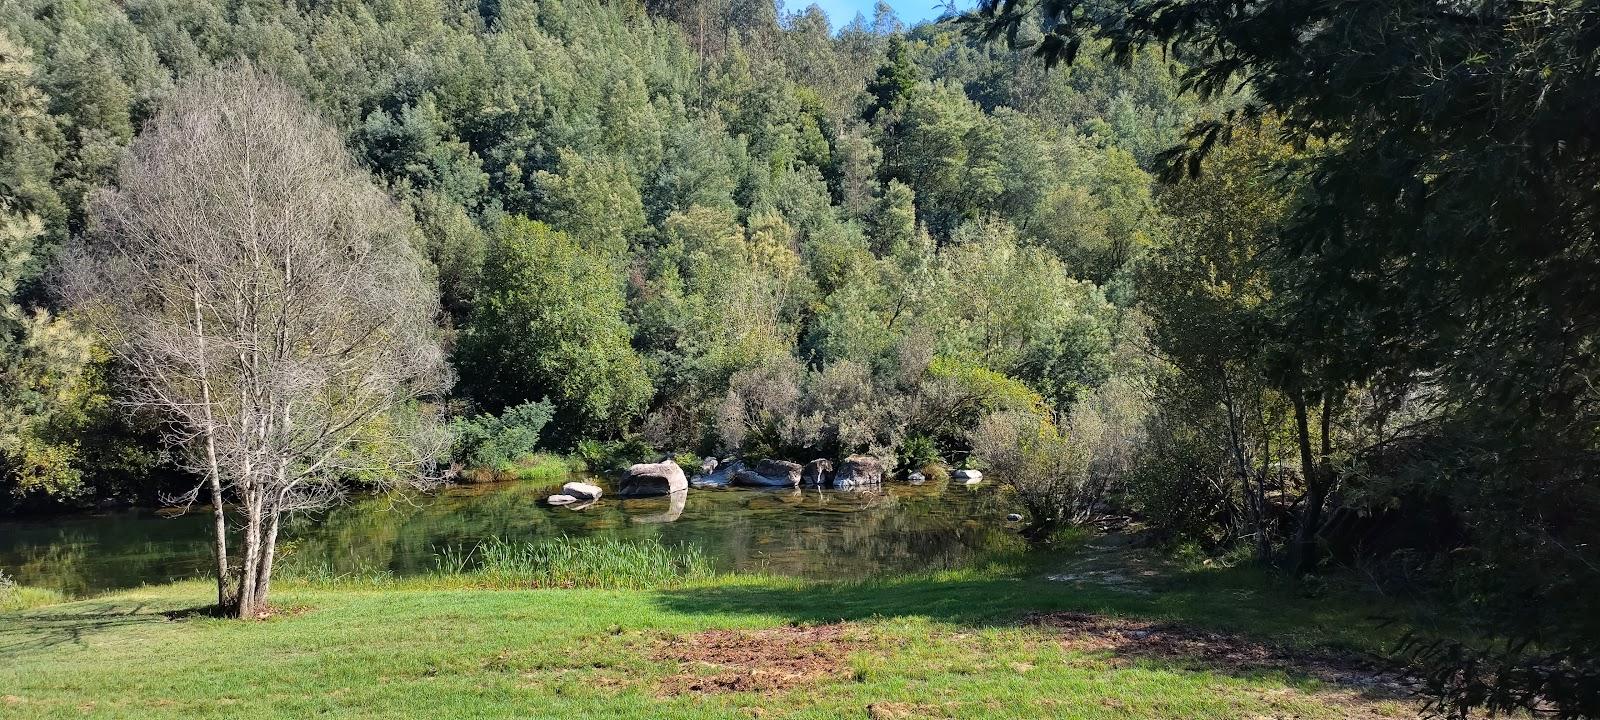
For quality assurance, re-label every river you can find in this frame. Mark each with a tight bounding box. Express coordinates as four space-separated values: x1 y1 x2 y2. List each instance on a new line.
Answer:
0 475 1024 597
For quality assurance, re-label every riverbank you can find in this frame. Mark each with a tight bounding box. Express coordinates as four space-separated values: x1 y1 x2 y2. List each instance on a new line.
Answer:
0 541 1433 719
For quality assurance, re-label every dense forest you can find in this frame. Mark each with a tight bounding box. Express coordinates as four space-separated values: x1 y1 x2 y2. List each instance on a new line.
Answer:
1 0 1596 714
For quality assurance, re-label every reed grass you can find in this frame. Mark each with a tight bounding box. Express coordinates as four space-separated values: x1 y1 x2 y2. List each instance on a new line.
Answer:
433 535 715 589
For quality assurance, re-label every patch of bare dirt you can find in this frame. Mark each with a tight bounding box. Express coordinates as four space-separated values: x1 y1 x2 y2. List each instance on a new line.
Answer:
654 623 863 695
1024 611 1411 697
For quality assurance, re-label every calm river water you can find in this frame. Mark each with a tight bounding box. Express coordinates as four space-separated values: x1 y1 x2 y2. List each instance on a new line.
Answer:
0 475 1024 597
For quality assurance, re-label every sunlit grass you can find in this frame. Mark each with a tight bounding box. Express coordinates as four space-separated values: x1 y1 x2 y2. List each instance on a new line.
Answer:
0 583 65 612
432 536 717 589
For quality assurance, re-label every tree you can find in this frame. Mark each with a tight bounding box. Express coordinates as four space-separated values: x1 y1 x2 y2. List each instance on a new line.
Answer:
969 0 1600 710
0 211 93 499
67 66 449 618
455 217 652 441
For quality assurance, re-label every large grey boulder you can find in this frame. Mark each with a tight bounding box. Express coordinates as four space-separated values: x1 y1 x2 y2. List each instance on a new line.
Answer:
561 481 602 501
833 455 884 487
734 459 802 487
691 460 741 489
800 459 834 486
619 459 689 497
906 471 926 485
954 468 983 483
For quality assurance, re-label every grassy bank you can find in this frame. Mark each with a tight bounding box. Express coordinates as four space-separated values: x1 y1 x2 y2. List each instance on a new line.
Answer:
0 541 1436 719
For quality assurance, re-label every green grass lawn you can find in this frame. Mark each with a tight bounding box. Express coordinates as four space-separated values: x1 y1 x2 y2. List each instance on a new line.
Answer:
0 548 1432 719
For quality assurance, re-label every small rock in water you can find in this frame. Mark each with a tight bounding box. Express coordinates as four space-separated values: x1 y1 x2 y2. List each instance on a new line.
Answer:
906 471 926 484
953 469 983 482
546 494 577 505
1006 513 1023 522
561 481 603 500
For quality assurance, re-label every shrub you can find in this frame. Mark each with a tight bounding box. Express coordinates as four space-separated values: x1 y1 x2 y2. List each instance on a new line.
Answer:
716 356 906 464
451 399 556 472
900 434 941 469
573 437 658 474
969 410 1089 539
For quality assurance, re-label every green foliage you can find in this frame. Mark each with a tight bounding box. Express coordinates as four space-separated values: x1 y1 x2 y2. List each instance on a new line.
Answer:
572 437 658 475
498 454 571 484
456 219 652 442
451 399 556 472
899 434 940 470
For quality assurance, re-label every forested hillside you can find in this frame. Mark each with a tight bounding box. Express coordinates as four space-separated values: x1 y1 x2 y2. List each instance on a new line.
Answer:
3 0 1597 713
0 0 1188 502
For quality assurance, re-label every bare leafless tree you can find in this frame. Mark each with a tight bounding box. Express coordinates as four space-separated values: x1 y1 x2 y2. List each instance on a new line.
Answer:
64 64 449 618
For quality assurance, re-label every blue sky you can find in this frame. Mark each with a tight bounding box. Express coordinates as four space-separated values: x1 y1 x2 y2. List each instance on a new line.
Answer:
791 0 970 32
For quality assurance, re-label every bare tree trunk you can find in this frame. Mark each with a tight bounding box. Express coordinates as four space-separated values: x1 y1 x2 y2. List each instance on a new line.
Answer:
1290 389 1322 574
254 492 283 610
1219 371 1256 547
237 488 264 618
192 287 231 611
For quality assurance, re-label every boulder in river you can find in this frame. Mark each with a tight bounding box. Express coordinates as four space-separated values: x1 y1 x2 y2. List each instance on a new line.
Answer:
691 460 741 489
833 455 883 488
953 469 983 483
906 471 926 485
561 481 602 500
734 459 802 487
546 494 577 506
801 459 834 486
619 459 689 497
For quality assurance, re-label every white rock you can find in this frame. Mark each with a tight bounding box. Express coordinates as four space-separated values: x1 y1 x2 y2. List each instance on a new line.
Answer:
546 494 577 505
953 469 983 481
561 481 603 500
1006 513 1023 522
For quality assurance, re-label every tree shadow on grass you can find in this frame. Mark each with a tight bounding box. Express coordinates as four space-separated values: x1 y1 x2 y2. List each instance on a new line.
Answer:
650 570 1416 706
0 601 216 656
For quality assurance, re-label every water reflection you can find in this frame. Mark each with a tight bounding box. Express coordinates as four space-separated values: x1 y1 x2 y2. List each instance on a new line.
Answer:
626 490 686 524
0 475 1023 597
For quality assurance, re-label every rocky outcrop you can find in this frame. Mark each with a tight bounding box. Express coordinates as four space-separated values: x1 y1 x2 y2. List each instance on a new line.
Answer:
691 459 741 489
832 455 883 488
800 459 834 486
734 459 802 487
561 481 602 501
619 459 689 497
